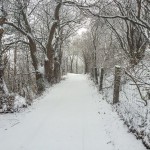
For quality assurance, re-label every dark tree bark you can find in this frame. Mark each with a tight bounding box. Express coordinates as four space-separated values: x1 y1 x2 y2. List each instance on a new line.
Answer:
0 17 7 95
44 1 62 83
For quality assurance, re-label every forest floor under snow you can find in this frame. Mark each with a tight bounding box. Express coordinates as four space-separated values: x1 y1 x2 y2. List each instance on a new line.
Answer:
0 74 147 150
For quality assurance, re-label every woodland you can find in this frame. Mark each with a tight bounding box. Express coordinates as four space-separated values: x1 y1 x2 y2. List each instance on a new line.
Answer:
0 0 150 147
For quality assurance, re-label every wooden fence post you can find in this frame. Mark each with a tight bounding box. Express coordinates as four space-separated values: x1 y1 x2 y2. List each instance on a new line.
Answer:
99 68 104 91
113 65 121 104
91 68 94 80
94 67 98 84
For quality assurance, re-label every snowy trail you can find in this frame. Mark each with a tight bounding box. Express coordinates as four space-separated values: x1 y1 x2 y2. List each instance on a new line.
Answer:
0 74 146 150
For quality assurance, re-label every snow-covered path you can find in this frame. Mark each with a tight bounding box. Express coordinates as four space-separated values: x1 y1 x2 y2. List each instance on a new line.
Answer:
0 74 146 150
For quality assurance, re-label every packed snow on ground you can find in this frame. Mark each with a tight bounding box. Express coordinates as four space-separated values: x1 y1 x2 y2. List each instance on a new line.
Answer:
0 74 146 150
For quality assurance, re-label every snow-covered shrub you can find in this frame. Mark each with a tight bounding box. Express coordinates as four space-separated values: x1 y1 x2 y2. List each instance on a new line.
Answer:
13 95 27 111
0 94 27 113
0 94 15 113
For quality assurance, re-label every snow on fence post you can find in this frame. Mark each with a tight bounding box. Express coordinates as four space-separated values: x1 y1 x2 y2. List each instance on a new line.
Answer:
99 68 104 91
113 65 121 104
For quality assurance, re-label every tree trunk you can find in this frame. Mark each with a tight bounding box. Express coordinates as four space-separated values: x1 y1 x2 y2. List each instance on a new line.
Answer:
44 1 62 83
70 59 74 73
13 45 17 93
76 57 78 74
44 49 53 83
29 38 44 94
0 19 7 96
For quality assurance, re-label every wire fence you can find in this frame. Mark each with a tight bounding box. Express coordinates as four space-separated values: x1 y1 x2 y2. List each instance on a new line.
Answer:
95 63 150 148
